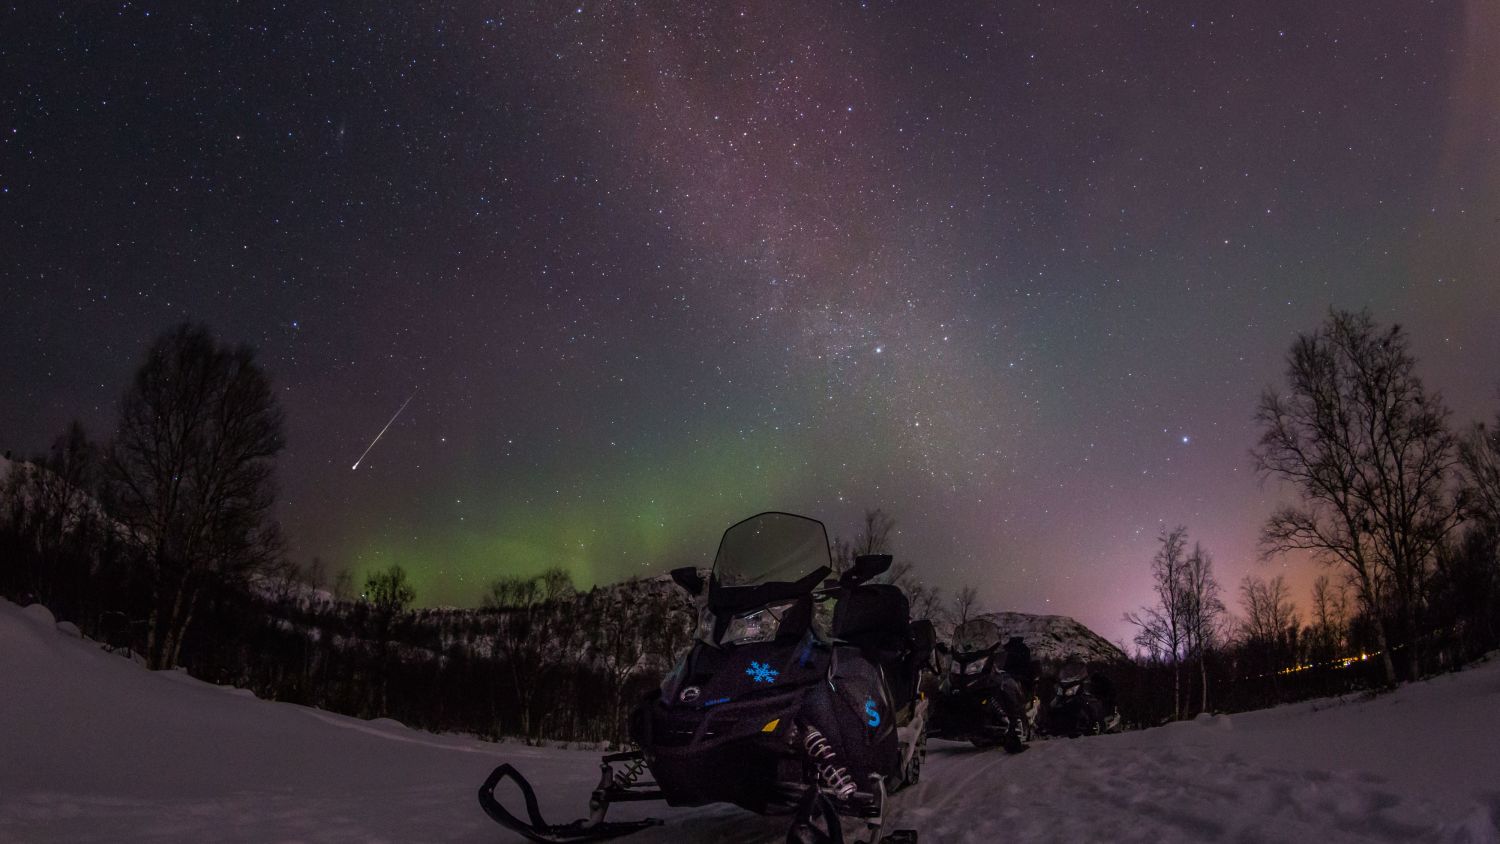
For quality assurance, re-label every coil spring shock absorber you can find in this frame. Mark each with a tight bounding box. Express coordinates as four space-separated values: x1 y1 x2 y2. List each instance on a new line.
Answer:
803 727 857 799
612 755 648 789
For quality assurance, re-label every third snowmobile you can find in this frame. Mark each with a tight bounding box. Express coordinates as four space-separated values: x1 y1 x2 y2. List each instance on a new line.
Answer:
1042 659 1121 737
478 511 935 843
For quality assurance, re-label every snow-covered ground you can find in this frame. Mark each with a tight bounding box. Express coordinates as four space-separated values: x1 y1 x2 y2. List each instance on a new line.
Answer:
2 598 1498 843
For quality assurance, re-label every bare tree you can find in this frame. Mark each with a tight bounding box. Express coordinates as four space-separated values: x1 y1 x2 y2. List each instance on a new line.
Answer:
364 564 415 614
1240 574 1299 647
887 560 945 624
845 511 945 626
28 422 99 546
831 508 897 573
950 585 980 632
263 556 304 604
856 508 896 555
1125 526 1190 719
105 324 286 669
1253 310 1463 684
830 536 854 574
1309 574 1349 656
1459 411 1500 528
590 578 658 744
359 563 414 715
1180 542 1226 714
483 567 576 737
9 422 102 606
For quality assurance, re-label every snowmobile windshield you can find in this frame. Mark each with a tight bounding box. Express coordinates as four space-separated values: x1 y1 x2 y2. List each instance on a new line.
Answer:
952 618 1003 655
1058 662 1088 684
708 512 832 612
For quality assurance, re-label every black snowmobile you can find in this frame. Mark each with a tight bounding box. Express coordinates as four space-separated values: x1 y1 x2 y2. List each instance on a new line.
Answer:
478 512 935 843
927 619 1035 752
1042 659 1121 738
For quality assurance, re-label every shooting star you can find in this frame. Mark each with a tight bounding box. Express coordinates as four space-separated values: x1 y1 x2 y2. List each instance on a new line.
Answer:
352 392 415 470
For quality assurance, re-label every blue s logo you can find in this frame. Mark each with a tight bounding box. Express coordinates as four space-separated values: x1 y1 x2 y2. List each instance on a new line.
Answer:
864 698 880 728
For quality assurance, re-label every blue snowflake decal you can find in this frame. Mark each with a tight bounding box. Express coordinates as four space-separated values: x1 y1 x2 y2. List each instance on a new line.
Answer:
745 661 779 684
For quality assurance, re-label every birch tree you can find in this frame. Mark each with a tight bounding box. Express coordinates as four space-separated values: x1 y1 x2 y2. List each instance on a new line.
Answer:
1253 310 1462 683
1125 526 1190 719
105 324 285 669
1180 542 1226 714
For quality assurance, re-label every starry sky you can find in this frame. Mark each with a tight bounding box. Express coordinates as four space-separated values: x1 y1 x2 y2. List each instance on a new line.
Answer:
3 2 1497 645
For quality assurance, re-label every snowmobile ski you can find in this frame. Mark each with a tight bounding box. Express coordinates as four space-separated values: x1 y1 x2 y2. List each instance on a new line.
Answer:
477 757 663 843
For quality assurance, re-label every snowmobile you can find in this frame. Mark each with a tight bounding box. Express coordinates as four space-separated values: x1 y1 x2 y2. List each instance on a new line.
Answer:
927 618 1035 752
478 512 935 844
1042 660 1121 738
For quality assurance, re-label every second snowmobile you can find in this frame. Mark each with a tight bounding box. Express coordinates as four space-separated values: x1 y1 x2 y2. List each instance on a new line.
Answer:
927 618 1035 752
478 511 935 843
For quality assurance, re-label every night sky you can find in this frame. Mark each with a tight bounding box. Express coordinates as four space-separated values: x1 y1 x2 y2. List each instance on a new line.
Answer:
3 2 1497 644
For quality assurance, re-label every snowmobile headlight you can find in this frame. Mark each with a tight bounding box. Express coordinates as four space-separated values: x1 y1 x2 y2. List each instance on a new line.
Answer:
721 601 795 647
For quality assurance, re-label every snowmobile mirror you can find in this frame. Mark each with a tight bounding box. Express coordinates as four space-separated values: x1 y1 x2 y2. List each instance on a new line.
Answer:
844 553 892 585
670 566 705 596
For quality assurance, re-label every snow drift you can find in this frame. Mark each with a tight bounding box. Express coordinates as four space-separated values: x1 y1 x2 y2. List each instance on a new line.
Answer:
2 598 1498 842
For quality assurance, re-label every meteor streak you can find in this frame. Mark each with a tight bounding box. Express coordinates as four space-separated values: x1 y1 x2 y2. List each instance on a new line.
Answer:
352 392 415 470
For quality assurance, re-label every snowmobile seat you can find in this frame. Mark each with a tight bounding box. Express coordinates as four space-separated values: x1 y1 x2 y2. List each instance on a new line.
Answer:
834 585 923 709
1090 671 1116 705
909 618 935 662
897 618 936 711
1002 637 1032 676
832 584 911 655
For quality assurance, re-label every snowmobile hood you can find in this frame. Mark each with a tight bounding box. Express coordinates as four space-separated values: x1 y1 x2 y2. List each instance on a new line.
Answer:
665 634 829 710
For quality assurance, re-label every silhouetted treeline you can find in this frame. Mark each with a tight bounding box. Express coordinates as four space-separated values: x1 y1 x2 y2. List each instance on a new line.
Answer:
180 573 695 743
0 475 696 743
0 322 697 745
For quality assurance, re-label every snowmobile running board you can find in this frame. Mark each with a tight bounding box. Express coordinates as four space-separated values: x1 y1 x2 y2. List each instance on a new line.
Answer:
478 757 664 843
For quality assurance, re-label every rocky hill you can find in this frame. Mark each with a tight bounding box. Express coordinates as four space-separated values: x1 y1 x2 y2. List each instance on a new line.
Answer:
970 610 1127 664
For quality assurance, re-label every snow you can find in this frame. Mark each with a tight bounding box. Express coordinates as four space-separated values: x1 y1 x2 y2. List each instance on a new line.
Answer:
2 598 1498 843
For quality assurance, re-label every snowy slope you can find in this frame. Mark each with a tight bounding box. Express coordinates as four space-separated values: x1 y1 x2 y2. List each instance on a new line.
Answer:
3 598 1498 843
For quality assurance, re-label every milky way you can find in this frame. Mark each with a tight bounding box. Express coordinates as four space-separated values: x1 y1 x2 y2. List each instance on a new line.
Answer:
2 2 1497 642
